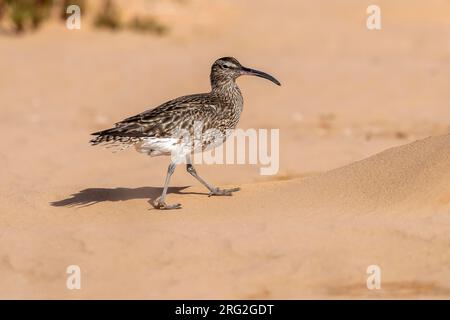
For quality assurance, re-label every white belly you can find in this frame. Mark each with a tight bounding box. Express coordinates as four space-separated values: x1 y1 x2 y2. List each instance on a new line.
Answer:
134 133 229 161
134 137 182 156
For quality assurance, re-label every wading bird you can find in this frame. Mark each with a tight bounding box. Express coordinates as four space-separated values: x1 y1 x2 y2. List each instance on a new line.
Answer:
90 57 280 209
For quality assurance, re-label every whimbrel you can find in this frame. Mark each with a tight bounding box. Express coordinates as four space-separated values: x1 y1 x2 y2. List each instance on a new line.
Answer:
90 57 281 209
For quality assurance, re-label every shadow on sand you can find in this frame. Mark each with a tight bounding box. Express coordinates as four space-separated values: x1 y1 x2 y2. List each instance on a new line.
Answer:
50 186 205 209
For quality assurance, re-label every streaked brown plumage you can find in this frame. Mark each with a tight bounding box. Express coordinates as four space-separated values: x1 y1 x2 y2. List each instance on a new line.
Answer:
90 57 280 209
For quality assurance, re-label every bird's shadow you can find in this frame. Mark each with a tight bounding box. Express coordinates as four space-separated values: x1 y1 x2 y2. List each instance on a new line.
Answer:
50 186 206 209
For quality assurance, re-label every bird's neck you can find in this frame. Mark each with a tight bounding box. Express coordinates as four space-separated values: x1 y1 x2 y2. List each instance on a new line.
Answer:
211 79 244 128
211 79 242 104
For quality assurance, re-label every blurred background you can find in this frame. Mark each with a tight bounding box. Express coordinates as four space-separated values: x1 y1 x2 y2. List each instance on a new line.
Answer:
1 0 450 197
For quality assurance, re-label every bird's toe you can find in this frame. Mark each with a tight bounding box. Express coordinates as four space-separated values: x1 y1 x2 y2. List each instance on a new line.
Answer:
153 199 182 210
209 187 240 197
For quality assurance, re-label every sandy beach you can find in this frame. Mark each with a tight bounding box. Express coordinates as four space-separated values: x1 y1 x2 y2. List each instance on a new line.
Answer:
0 0 449 299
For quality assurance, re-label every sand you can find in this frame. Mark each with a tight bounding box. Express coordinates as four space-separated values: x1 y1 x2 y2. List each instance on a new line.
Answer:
2 134 449 299
0 0 449 299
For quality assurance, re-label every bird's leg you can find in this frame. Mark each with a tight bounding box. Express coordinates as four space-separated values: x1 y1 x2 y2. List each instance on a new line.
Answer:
186 163 240 196
154 162 181 210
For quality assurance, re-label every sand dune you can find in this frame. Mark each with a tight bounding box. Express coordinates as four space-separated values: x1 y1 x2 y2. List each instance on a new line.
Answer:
1 134 449 299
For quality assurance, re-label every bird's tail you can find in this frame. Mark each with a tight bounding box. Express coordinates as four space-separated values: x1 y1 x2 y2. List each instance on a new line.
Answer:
90 129 141 152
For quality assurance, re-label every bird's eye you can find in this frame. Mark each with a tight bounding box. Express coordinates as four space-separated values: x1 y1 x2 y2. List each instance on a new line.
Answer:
222 64 230 69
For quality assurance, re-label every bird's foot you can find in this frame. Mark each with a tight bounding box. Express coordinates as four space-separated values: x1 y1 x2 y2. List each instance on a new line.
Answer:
153 198 182 210
208 187 240 197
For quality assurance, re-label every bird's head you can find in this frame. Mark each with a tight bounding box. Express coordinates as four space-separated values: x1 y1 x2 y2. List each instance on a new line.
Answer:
210 57 281 89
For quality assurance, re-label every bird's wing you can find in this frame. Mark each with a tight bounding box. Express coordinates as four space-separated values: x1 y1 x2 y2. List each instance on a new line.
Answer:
91 93 220 144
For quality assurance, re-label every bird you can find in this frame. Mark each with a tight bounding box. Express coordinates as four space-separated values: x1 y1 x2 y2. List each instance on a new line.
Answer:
90 57 281 210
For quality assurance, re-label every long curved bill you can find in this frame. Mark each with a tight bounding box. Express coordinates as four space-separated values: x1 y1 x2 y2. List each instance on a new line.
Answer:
241 66 281 86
